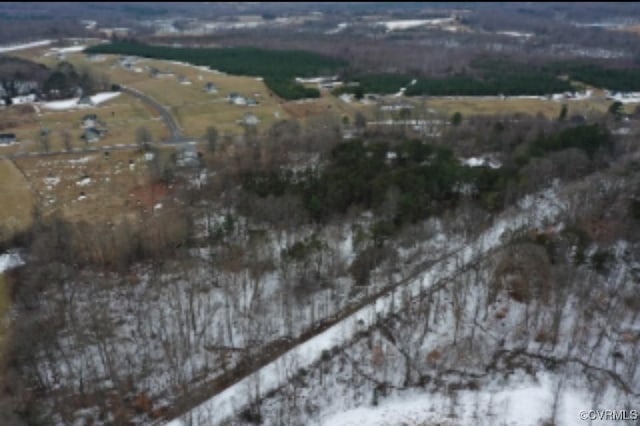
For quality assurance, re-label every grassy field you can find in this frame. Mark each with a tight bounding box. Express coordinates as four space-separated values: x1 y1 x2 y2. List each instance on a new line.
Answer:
363 96 615 120
0 92 167 155
118 57 293 136
14 147 177 224
0 159 35 241
21 51 296 137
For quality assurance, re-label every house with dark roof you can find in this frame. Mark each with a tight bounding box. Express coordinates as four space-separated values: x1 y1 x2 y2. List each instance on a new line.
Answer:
82 128 102 143
0 133 16 145
204 82 218 94
82 114 98 128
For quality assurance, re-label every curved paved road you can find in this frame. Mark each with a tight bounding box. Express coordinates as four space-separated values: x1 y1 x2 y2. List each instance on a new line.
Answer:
121 85 190 144
0 86 194 161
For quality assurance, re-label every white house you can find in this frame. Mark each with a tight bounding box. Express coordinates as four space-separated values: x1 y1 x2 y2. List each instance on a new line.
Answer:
243 112 260 126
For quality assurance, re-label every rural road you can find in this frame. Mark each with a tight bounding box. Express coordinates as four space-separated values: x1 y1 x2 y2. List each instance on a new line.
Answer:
120 86 191 144
0 86 195 161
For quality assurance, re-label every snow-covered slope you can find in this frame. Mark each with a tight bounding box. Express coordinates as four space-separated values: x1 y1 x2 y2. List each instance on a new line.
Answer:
167 186 567 425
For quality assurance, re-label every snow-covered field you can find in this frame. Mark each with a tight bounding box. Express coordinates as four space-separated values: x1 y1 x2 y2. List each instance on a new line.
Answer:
47 45 87 54
41 92 121 110
377 18 455 32
0 39 51 53
497 30 534 39
168 185 570 425
607 92 640 104
321 372 594 426
325 22 349 35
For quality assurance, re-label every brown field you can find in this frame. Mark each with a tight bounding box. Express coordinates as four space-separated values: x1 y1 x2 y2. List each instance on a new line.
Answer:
0 159 35 240
13 147 177 225
376 96 619 120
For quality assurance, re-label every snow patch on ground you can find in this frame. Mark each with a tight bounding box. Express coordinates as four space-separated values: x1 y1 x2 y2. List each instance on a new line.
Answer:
90 92 120 104
378 18 455 32
320 371 592 426
607 91 640 104
0 251 24 273
41 92 121 110
67 156 95 165
497 30 534 38
44 177 61 186
50 45 87 53
0 39 51 53
326 22 349 34
76 177 91 186
461 155 502 169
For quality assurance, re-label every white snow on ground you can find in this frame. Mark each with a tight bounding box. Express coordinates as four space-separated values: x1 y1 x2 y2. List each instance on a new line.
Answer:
326 22 349 34
67 156 94 165
50 45 87 53
378 18 455 32
90 91 120 104
169 187 567 426
497 30 534 38
0 39 51 53
295 76 339 84
41 99 79 110
76 177 91 186
319 371 594 426
607 92 640 104
461 155 502 169
339 94 353 103
43 177 61 186
41 92 121 110
0 251 24 274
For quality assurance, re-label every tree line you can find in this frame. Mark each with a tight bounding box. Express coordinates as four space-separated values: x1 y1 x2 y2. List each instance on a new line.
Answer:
242 122 613 243
85 41 346 100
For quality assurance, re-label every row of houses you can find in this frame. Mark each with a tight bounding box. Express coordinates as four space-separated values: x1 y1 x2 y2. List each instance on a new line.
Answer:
0 114 107 147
